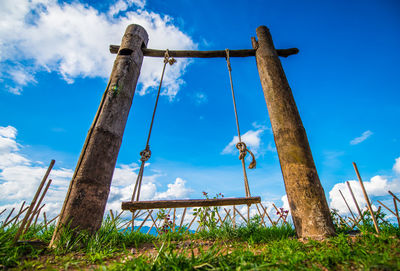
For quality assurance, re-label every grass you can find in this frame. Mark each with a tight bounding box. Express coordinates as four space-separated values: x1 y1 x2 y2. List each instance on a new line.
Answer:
1 215 400 270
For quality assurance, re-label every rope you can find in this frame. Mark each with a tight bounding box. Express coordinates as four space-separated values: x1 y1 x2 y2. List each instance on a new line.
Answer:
225 49 256 197
131 50 176 202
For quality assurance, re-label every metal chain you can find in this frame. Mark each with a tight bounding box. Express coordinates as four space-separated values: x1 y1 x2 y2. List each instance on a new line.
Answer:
131 50 176 202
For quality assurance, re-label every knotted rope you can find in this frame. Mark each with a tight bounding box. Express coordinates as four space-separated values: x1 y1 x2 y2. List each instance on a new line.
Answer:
225 49 256 197
131 50 176 202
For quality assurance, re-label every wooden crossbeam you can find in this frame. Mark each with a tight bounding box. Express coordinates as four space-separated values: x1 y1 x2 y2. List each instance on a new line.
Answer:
109 45 299 58
122 196 261 211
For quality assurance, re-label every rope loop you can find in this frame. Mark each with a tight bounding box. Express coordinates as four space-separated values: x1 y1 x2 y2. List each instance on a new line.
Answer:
235 142 257 169
164 49 176 65
140 146 152 162
225 49 232 71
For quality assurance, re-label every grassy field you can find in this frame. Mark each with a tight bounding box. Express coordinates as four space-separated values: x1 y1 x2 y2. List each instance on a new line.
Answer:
1 214 399 270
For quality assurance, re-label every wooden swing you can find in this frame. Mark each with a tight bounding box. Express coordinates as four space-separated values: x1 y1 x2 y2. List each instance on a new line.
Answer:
121 49 261 212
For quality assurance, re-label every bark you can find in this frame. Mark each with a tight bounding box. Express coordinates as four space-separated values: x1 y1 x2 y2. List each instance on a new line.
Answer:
50 25 148 244
109 46 299 58
253 25 335 239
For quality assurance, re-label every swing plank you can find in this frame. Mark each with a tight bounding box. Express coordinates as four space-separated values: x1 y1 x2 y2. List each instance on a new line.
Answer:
122 196 261 211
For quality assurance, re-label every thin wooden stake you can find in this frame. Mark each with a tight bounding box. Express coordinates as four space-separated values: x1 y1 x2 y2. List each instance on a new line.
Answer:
353 162 380 233
255 204 267 227
233 205 236 228
273 203 288 224
3 208 15 225
185 212 199 233
389 191 400 202
223 208 232 224
137 210 152 232
43 212 47 230
215 208 223 225
172 208 176 232
6 207 29 227
393 198 400 227
346 181 364 221
233 206 247 224
0 209 6 216
45 215 59 227
25 179 52 232
14 160 55 243
259 204 274 225
33 204 45 227
339 190 357 223
179 208 187 230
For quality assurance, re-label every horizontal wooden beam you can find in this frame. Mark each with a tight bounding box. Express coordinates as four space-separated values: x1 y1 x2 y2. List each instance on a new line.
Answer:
121 196 261 210
109 45 299 58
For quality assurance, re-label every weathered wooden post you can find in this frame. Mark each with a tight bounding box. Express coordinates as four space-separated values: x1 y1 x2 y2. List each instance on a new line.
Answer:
252 26 335 239
50 24 148 245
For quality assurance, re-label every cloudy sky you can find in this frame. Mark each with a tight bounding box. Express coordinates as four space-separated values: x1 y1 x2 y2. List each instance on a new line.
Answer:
0 0 399 223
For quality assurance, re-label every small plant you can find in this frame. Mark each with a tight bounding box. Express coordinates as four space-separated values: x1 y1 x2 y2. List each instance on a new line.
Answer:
157 209 174 234
193 192 223 231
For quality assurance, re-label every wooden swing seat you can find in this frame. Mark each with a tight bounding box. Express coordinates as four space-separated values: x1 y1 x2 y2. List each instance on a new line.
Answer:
122 196 261 211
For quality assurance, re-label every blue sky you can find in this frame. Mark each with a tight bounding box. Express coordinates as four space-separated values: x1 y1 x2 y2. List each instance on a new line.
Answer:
0 0 399 223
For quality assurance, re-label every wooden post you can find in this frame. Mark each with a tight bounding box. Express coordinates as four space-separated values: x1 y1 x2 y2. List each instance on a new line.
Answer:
50 24 148 245
252 26 335 239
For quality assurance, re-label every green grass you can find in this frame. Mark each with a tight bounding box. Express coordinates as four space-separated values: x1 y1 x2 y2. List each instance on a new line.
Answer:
1 215 400 270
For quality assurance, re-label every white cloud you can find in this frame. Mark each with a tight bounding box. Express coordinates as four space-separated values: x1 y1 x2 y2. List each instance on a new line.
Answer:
154 178 193 200
350 130 373 145
393 157 400 175
0 0 196 99
329 174 400 215
0 125 195 220
222 126 266 156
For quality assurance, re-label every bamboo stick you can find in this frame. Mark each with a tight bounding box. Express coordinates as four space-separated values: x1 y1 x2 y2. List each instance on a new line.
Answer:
43 212 47 230
45 215 59 226
25 179 52 232
273 203 288 224
259 204 274 225
215 208 223 225
255 204 267 227
148 213 160 235
172 208 176 232
137 210 152 232
14 160 55 243
185 212 198 233
233 206 236 228
223 209 232 224
393 198 400 227
353 162 380 233
33 204 45 227
0 209 6 216
377 200 397 217
389 191 400 202
3 208 15 225
179 208 187 230
234 206 248 224
6 207 29 227
346 181 364 221
339 190 357 223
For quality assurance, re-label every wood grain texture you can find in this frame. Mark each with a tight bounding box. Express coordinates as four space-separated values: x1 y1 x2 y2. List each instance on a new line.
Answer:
109 45 298 58
253 25 335 239
122 197 261 210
